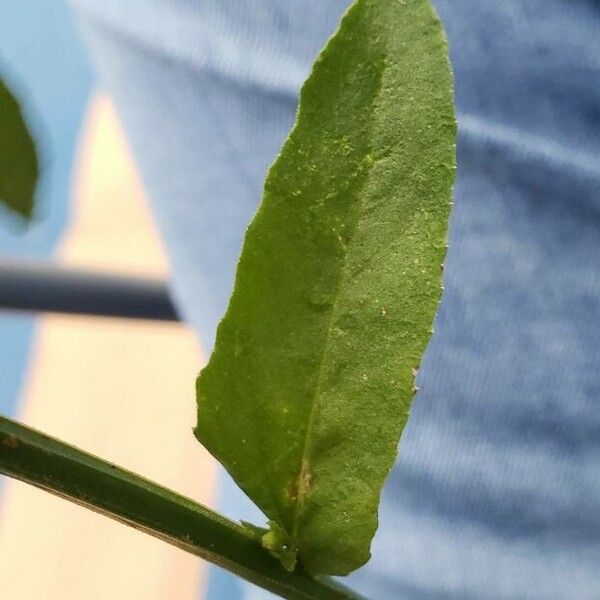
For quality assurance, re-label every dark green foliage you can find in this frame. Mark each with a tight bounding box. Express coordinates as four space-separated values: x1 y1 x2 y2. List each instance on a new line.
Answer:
0 74 38 219
196 0 456 576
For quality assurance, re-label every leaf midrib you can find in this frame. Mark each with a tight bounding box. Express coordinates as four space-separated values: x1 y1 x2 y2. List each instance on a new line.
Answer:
290 48 388 543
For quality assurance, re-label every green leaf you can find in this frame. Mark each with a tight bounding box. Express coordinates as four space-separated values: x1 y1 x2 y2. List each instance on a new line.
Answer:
196 0 455 576
0 74 39 219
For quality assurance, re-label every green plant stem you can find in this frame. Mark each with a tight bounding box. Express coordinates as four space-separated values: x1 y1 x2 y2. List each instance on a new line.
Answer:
0 415 363 600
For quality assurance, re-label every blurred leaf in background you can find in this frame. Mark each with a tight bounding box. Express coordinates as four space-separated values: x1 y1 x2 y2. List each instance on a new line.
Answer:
0 75 38 219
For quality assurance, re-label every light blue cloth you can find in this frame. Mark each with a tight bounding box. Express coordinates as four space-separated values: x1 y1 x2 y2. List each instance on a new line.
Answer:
70 2 600 598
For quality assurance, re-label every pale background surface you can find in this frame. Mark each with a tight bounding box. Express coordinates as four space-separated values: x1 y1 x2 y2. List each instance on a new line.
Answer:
0 0 92 416
0 94 216 599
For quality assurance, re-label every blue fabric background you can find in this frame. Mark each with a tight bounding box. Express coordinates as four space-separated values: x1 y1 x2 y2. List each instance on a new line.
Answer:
70 2 600 598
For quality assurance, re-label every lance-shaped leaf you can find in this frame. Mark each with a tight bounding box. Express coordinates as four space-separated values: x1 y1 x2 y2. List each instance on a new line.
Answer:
0 74 39 219
196 0 455 576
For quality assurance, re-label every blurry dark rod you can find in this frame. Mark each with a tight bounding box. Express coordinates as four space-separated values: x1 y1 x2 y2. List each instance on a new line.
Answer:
0 259 179 321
